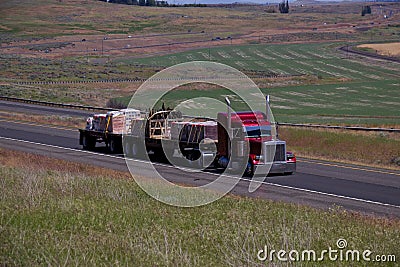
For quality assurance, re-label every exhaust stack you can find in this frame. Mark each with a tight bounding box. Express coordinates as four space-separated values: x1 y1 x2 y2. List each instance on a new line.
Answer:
225 97 232 168
266 94 270 122
266 94 277 140
225 97 231 131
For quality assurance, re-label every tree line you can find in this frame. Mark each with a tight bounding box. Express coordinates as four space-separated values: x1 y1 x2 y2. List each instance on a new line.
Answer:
99 0 207 7
278 0 289 14
361 5 372 16
100 0 291 10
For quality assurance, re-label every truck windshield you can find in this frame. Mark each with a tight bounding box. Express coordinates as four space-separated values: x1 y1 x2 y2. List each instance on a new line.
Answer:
245 125 271 138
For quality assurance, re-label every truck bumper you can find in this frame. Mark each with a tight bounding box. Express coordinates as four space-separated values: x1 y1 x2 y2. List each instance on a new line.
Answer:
253 161 296 175
284 162 296 174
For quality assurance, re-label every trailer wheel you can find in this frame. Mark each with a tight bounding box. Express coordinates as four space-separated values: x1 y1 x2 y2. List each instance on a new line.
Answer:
109 139 118 154
131 143 138 157
82 134 95 150
124 141 132 157
131 142 145 158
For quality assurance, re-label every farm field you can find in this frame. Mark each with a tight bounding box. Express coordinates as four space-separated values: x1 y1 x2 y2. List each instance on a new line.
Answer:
358 42 400 57
125 42 400 80
1 1 399 128
2 1 398 45
269 80 400 126
114 79 400 127
2 44 400 127
114 42 400 127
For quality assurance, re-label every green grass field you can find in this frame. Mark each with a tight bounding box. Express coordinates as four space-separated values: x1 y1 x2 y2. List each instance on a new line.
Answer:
3 41 398 126
123 43 400 80
113 78 400 126
1 1 399 128
1 150 399 266
269 80 400 126
112 42 400 126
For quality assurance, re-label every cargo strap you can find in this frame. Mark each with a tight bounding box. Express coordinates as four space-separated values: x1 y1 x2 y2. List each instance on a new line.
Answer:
104 116 111 136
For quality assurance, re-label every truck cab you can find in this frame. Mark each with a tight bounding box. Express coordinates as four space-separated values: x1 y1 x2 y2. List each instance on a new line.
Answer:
216 111 296 176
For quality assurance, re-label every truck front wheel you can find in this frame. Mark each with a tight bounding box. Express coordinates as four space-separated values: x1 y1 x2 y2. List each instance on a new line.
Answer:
245 161 254 177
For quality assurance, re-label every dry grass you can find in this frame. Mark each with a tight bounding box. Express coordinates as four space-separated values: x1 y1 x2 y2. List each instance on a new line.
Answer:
0 148 399 266
0 111 85 129
0 148 130 180
0 81 140 106
280 127 400 170
358 42 400 57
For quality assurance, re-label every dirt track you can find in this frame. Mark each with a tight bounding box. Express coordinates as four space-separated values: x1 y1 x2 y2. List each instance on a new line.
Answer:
340 45 400 64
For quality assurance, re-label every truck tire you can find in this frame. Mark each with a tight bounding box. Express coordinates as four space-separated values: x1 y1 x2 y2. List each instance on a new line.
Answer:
109 138 119 154
131 142 146 159
131 143 138 157
82 134 95 150
245 161 254 177
124 141 132 157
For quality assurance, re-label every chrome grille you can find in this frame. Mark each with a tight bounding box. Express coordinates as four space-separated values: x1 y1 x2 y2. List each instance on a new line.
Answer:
274 143 286 162
262 141 286 163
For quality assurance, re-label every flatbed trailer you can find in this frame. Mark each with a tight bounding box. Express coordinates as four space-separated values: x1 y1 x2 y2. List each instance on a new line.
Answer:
79 129 123 153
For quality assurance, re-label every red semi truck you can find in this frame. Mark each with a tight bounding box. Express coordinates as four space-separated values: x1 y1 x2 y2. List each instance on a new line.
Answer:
79 97 296 176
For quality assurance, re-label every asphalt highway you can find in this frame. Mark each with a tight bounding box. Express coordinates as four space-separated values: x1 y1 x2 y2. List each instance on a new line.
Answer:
0 100 94 117
1 119 400 217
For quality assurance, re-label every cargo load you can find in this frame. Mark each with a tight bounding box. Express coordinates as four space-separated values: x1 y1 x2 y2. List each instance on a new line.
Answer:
121 108 141 133
203 121 218 140
170 121 190 140
119 108 141 120
86 117 93 130
106 111 125 134
98 109 141 134
130 118 146 137
92 114 107 132
179 121 218 143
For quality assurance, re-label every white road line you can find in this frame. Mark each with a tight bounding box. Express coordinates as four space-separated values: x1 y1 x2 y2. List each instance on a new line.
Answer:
299 159 400 176
240 177 400 209
1 136 399 210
